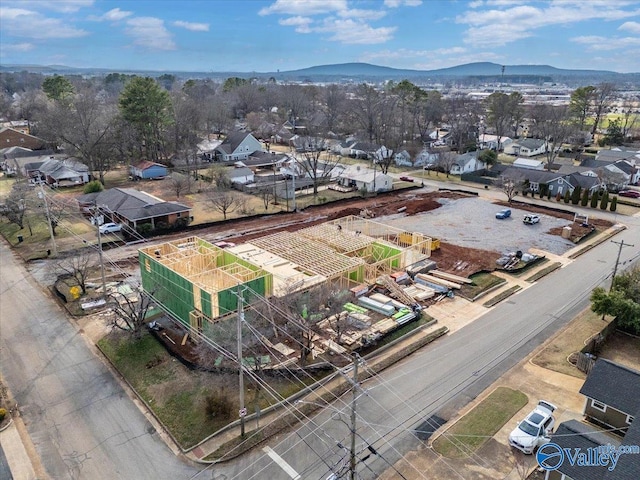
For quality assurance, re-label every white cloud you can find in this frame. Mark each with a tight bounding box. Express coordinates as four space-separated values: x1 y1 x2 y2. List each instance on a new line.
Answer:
619 21 640 34
457 1 640 47
3 43 35 52
384 0 422 7
259 0 347 16
338 8 387 20
571 35 640 50
316 18 396 44
17 0 93 13
88 8 133 22
173 20 209 32
279 16 313 33
0 7 88 39
125 17 176 51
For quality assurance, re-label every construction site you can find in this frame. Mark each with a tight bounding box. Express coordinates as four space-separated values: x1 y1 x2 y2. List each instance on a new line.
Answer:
137 215 468 369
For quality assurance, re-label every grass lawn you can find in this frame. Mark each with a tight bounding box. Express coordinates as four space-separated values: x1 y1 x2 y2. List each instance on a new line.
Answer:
98 330 324 449
459 272 505 300
531 308 611 378
433 387 528 458
0 175 16 197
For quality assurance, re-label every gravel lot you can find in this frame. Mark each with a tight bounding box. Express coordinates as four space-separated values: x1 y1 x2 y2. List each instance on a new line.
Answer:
382 196 576 256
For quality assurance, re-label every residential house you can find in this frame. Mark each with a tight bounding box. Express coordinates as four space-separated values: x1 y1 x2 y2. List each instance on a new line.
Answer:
337 164 392 192
504 138 547 157
347 141 382 159
37 157 90 186
0 127 46 150
78 188 191 231
0 120 30 135
477 133 513 152
579 359 640 434
595 148 640 165
544 359 640 480
581 158 635 190
130 161 168 180
513 158 546 170
215 132 262 162
237 151 288 170
227 166 255 185
450 152 487 175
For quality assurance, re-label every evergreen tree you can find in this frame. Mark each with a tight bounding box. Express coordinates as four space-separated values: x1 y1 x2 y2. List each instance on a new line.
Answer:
581 188 589 206
610 196 617 212
600 191 609 210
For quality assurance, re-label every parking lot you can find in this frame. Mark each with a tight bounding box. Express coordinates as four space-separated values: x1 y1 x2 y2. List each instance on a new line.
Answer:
384 196 576 256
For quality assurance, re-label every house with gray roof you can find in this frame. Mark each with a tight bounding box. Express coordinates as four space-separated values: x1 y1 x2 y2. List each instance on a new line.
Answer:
450 151 487 175
215 132 262 162
37 157 89 186
78 188 191 231
580 359 640 434
504 138 548 157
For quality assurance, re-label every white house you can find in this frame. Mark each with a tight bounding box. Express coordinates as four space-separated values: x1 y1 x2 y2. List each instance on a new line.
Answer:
513 157 545 170
337 164 392 192
477 134 513 151
228 166 255 185
504 138 547 157
450 152 487 175
215 132 262 162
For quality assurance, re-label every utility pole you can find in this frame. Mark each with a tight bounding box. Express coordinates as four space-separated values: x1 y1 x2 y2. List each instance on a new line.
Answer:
610 239 634 291
38 183 57 256
349 355 359 480
95 205 107 300
237 286 246 437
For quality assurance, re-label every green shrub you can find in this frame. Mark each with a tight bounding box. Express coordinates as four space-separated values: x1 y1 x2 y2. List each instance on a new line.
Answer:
563 190 570 203
571 186 581 204
610 196 617 212
83 180 104 194
590 192 599 208
547 190 551 200
581 188 589 206
137 223 153 236
0 407 6 422
600 191 609 210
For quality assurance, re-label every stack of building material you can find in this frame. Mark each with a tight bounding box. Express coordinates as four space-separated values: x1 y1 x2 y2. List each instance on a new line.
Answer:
358 296 396 316
416 273 461 290
390 271 409 283
369 292 407 310
430 270 473 284
403 283 435 301
414 275 449 293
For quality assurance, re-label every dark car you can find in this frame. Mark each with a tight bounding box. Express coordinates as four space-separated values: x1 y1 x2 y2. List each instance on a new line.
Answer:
399 176 414 182
496 208 511 219
618 190 640 198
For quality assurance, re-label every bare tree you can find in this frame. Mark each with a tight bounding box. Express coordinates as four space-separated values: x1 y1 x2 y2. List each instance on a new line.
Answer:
38 85 117 184
445 94 480 153
295 137 341 196
108 286 154 339
498 173 523 203
2 182 31 230
207 187 241 220
350 83 383 141
208 165 232 189
51 249 95 294
436 151 458 178
324 84 346 133
529 104 576 171
258 186 274 211
590 83 617 136
168 172 190 199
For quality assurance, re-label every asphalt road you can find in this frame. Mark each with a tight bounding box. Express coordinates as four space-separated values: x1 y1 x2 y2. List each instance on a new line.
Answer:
0 241 198 480
191 206 640 480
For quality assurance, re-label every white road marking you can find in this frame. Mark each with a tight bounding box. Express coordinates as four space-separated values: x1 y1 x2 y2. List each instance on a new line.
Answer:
262 446 301 479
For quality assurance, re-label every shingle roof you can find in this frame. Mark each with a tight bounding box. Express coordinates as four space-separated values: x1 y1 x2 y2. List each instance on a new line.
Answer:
551 420 621 480
38 158 88 180
501 166 563 183
515 138 546 150
241 151 287 167
580 359 640 415
218 131 252 154
567 173 601 190
604 412 640 480
78 188 190 222
133 160 166 170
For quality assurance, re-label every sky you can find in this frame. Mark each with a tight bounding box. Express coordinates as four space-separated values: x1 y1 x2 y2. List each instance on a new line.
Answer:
1 0 640 73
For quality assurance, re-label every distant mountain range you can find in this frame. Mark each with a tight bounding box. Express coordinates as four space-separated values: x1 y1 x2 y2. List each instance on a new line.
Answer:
1 61 637 83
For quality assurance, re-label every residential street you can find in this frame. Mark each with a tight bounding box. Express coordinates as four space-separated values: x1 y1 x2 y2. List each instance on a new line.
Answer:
0 240 198 480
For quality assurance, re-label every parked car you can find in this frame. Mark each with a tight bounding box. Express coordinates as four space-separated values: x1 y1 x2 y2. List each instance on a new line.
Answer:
618 190 640 198
495 208 511 219
508 400 557 454
523 214 540 225
99 222 122 234
399 176 414 182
